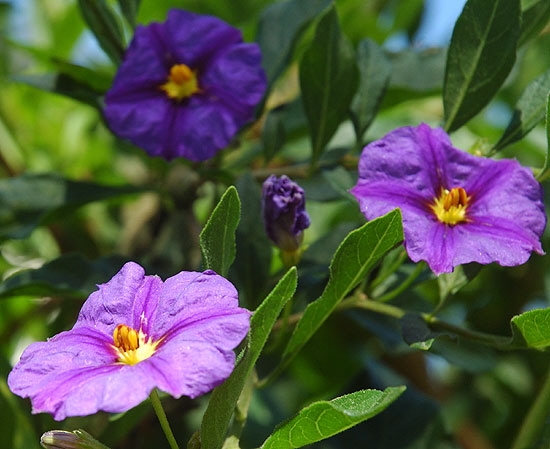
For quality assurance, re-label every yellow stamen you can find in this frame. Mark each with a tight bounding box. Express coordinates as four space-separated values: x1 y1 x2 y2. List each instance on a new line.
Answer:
112 324 160 366
431 187 470 226
160 64 200 101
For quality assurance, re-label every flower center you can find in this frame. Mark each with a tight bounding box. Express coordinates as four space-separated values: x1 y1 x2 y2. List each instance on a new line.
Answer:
431 187 470 225
160 64 200 101
112 324 159 365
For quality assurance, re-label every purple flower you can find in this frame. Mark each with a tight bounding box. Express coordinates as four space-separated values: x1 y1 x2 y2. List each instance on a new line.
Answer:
104 9 267 162
350 124 546 275
262 175 311 252
8 262 250 421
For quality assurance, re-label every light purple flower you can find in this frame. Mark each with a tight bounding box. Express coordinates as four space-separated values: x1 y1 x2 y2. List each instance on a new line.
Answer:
350 124 546 275
104 9 267 162
8 262 250 421
262 175 311 252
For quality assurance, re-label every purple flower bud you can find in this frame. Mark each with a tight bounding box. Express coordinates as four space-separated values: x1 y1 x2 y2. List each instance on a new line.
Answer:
262 175 311 252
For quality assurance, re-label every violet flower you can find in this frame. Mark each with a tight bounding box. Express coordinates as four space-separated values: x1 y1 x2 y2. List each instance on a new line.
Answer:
104 9 266 161
8 262 250 421
350 124 546 275
262 175 311 252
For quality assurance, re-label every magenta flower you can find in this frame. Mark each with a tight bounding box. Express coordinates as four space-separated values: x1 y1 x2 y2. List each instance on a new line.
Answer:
8 262 250 421
262 175 311 252
350 124 546 275
104 9 266 161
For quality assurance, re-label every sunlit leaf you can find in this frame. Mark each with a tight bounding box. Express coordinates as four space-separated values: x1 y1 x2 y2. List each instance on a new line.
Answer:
259 387 406 449
200 268 298 449
300 6 358 166
200 186 241 277
443 0 521 132
511 308 550 350
494 68 550 151
282 209 403 363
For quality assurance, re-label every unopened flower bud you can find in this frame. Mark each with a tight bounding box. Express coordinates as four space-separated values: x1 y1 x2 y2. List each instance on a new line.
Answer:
262 175 310 264
40 430 110 449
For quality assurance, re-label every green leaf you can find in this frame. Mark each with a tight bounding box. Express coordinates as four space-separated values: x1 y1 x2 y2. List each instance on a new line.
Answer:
300 6 358 166
437 263 481 304
0 173 143 241
350 39 391 141
77 0 125 65
494 68 550 151
519 0 550 46
118 0 142 28
262 106 287 162
200 268 298 449
443 0 521 132
200 186 241 277
0 254 128 300
511 308 550 350
13 72 104 109
259 386 406 449
536 91 550 182
283 209 403 363
256 0 332 89
382 48 446 109
230 173 272 307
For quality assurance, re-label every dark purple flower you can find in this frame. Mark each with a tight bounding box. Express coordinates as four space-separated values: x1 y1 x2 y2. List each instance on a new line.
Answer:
350 124 546 275
8 262 250 421
104 9 267 162
262 175 311 252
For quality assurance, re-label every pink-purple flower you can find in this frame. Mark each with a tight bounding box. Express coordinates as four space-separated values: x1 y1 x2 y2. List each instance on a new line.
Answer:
262 175 311 252
8 262 250 421
350 124 546 275
104 9 267 162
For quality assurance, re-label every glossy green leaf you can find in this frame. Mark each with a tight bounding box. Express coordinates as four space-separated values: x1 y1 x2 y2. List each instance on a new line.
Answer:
536 91 550 181
259 386 406 449
494 68 550 151
350 39 391 141
118 0 142 28
77 0 125 64
300 6 358 166
511 308 550 350
256 0 331 88
200 186 241 277
0 174 143 241
0 254 127 300
283 209 403 362
200 268 298 449
443 0 521 132
519 0 550 46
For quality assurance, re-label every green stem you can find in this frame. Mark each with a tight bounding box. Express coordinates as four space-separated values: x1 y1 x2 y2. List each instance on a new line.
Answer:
369 249 408 291
149 389 181 449
354 297 511 349
511 365 550 449
375 261 426 303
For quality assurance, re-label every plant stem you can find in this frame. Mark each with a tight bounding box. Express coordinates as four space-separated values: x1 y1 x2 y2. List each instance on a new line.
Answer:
149 389 181 449
375 261 426 303
511 364 550 449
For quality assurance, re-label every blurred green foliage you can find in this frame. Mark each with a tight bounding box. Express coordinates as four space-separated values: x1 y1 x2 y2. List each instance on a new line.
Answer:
1 0 550 448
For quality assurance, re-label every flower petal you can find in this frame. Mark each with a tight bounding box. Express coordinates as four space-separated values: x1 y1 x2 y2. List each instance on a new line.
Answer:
74 262 162 336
